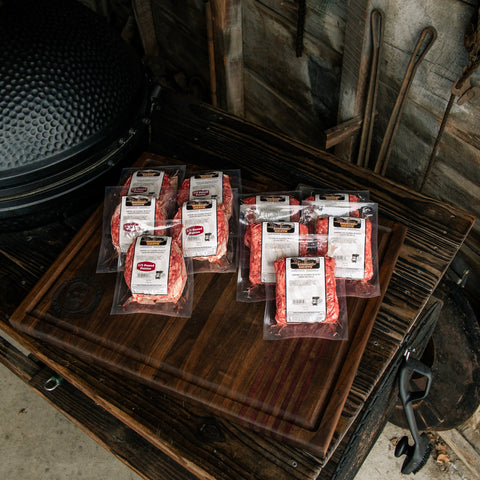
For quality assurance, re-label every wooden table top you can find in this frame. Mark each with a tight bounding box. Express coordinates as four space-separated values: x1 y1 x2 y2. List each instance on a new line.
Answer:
0 91 475 479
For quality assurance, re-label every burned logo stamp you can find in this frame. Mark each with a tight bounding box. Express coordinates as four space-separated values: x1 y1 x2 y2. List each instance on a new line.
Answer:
50 276 102 319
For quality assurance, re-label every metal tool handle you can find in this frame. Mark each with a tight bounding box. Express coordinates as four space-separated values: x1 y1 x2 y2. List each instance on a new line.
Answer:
357 8 384 168
375 26 437 175
395 355 433 474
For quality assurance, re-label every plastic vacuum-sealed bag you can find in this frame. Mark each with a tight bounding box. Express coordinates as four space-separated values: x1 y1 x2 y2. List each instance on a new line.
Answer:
111 228 194 317
177 169 241 220
264 254 348 340
172 194 238 273
237 203 312 302
313 202 380 297
96 187 174 273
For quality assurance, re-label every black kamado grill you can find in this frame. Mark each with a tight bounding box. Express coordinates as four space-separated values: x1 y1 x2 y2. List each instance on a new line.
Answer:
0 0 149 228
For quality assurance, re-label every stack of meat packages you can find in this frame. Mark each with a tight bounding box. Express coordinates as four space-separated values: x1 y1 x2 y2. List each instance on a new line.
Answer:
239 191 378 338
108 167 237 314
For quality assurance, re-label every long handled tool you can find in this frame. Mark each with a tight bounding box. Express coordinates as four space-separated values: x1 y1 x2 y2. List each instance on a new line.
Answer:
420 7 480 191
374 26 437 175
357 9 384 168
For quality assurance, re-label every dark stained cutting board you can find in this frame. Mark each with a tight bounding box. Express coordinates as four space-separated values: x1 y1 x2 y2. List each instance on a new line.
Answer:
9 179 406 457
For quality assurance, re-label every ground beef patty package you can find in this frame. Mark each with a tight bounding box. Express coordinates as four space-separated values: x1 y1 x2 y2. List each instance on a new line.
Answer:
172 190 238 273
96 187 175 273
301 188 370 218
111 228 194 317
264 255 348 340
177 169 241 220
237 203 313 302
118 163 185 218
314 202 380 298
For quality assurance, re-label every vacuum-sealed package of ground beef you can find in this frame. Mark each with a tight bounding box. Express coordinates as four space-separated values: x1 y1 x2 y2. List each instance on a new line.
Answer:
237 203 313 302
118 163 185 217
263 255 348 340
111 229 194 317
314 202 380 297
96 187 174 273
177 169 241 220
300 187 370 219
172 192 238 273
240 191 302 247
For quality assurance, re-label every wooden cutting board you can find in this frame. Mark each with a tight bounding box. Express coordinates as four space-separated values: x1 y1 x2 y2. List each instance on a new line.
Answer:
10 177 406 457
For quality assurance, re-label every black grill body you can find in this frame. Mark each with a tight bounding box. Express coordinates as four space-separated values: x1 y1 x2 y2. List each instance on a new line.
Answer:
0 0 148 227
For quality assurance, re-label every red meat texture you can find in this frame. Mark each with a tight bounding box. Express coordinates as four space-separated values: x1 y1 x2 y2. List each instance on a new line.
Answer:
305 194 360 217
172 205 228 264
111 199 167 253
243 196 300 248
124 240 187 304
120 172 177 200
316 217 373 281
177 174 233 218
248 222 309 285
274 256 339 326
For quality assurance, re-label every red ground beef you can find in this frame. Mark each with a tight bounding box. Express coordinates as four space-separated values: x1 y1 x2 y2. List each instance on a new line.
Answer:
111 198 167 253
123 238 187 304
248 222 309 285
243 195 300 248
177 173 233 219
120 171 178 199
316 216 373 281
172 203 229 264
274 256 339 326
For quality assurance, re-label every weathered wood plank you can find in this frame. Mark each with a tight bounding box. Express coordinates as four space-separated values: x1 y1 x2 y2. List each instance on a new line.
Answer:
149 0 210 98
209 0 244 114
256 0 346 55
321 115 363 149
335 0 371 161
242 0 342 137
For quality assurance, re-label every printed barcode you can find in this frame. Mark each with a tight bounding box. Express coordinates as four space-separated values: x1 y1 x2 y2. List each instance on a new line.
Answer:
292 299 305 305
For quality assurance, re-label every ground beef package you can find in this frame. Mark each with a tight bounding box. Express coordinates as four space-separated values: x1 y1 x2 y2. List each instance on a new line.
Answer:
263 256 348 340
177 169 241 220
314 202 380 298
97 187 175 273
172 196 238 273
119 163 185 217
301 189 370 224
237 202 313 302
240 191 301 248
111 232 194 317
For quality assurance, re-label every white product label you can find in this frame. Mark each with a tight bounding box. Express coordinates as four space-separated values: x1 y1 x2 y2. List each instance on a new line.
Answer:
130 235 171 295
313 193 351 216
327 216 366 279
285 257 327 323
254 195 292 222
260 222 300 283
182 199 218 257
189 171 223 202
128 170 165 196
119 196 156 252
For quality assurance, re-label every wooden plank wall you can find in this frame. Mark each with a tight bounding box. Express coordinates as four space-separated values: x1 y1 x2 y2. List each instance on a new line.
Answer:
242 0 345 145
95 0 480 305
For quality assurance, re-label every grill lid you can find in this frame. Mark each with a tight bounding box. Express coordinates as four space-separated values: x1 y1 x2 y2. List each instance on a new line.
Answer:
0 0 147 220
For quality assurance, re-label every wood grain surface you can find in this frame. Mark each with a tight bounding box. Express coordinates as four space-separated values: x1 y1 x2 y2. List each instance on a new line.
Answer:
1 90 475 479
9 153 405 456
